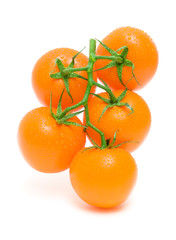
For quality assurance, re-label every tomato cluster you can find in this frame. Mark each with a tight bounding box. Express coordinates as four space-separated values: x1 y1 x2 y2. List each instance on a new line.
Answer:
18 26 158 209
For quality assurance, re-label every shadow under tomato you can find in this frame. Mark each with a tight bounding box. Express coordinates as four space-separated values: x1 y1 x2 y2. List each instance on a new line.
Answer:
23 169 134 213
69 191 133 214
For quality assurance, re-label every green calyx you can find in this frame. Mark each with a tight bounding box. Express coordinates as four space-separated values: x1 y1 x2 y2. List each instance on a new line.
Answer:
106 131 139 149
50 47 88 103
91 88 134 122
84 130 139 151
48 38 138 149
50 90 84 127
95 39 140 88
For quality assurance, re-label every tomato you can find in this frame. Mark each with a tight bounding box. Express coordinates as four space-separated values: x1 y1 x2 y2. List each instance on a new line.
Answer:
32 48 97 109
70 147 137 208
95 26 158 90
18 107 86 173
84 90 151 152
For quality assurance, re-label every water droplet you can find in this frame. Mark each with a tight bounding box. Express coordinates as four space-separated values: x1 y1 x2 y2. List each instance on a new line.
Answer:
45 121 49 126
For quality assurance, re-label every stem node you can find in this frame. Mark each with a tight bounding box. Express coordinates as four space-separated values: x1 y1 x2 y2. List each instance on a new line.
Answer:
49 38 135 149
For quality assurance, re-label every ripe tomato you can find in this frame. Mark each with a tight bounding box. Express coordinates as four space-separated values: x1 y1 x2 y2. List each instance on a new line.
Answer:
32 48 97 109
84 90 151 152
18 107 86 173
95 26 158 90
70 148 137 208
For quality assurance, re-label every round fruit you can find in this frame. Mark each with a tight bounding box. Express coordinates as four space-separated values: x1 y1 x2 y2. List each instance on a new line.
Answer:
84 90 151 152
70 148 137 208
18 107 86 173
32 48 97 109
96 26 158 90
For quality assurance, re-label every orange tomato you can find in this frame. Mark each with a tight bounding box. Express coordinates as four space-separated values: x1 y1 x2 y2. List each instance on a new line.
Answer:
70 148 137 208
32 48 97 109
84 90 151 152
96 26 158 90
18 107 86 173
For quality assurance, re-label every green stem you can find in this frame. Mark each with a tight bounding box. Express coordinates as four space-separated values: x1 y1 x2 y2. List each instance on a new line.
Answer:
49 37 138 149
58 98 84 119
67 66 89 73
59 39 107 148
57 39 132 149
84 39 107 148
84 103 107 148
95 55 123 64
59 73 92 119
92 81 117 103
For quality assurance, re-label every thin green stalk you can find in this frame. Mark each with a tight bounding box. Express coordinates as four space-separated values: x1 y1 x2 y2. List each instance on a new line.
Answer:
92 81 117 103
95 55 123 64
58 97 85 119
67 66 89 73
84 103 107 148
52 38 136 149
84 39 107 148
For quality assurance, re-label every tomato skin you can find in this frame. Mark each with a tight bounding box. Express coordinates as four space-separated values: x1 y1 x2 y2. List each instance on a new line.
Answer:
32 48 97 109
84 90 151 152
70 148 137 208
96 26 158 90
18 107 86 173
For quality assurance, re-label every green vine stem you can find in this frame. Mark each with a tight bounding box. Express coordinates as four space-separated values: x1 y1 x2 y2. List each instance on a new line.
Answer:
50 38 137 149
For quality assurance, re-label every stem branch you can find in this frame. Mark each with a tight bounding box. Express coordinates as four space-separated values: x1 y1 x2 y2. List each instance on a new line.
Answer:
95 55 123 64
55 39 132 149
92 81 117 102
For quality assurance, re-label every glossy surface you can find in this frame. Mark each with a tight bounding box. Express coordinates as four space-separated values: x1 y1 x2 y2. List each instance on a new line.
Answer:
84 90 151 152
70 148 137 208
18 107 86 173
32 48 97 109
96 26 158 90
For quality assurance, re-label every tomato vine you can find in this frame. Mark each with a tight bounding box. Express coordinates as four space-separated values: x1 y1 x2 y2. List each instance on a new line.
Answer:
50 39 138 149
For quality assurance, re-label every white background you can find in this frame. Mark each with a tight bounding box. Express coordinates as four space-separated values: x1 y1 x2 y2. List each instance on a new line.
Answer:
1 0 176 239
